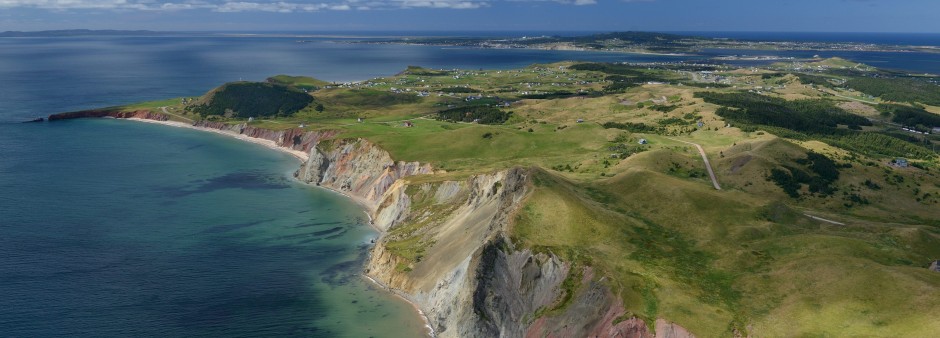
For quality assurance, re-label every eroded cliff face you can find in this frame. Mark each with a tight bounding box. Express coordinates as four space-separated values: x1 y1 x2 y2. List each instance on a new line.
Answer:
299 138 696 338
193 121 338 155
294 138 432 215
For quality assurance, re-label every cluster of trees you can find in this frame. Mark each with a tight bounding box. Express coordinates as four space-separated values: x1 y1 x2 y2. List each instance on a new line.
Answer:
829 133 936 159
518 91 601 100
192 83 313 118
570 63 675 92
698 91 936 159
794 73 836 88
657 117 687 126
680 82 733 89
768 152 841 198
439 87 481 93
878 104 940 128
845 77 940 105
436 106 512 124
602 121 663 133
695 92 871 133
607 143 648 159
649 104 678 112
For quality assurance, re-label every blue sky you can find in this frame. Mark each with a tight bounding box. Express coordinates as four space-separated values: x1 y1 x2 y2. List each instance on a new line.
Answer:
0 0 938 32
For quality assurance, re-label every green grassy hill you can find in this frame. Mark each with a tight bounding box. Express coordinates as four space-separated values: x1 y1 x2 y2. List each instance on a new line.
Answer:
190 82 314 118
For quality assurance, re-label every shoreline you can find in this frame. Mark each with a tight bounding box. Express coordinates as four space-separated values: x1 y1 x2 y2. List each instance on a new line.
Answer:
363 274 437 338
122 116 433 337
124 118 309 162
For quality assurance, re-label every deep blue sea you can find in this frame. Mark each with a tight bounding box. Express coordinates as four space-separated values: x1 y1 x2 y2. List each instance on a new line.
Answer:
0 33 936 337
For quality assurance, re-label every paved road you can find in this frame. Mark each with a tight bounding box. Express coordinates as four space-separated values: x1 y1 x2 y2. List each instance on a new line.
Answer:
667 138 722 190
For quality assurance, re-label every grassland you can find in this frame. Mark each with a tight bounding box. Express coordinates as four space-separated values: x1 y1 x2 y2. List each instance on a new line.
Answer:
123 59 940 336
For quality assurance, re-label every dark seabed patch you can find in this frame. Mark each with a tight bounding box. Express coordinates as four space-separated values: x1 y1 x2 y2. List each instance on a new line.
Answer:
160 170 291 197
200 219 276 234
294 221 344 228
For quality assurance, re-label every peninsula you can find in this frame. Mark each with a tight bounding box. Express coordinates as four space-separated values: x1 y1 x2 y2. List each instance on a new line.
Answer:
50 58 940 337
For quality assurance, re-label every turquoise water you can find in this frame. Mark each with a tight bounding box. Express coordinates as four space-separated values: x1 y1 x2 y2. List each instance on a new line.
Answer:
0 119 428 337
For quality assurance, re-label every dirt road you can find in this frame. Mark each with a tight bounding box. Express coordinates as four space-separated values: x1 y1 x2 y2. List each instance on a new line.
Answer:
667 138 722 190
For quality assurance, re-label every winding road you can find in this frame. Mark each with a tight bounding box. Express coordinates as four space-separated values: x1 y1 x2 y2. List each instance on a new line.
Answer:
667 138 722 190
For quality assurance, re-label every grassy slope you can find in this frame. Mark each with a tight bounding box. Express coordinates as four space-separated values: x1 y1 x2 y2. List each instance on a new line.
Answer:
514 145 940 336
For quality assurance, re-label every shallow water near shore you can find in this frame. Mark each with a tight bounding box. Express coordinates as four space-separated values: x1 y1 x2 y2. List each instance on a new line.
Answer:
0 119 428 337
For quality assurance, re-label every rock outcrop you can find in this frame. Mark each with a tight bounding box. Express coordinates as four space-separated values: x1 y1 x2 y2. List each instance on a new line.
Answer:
294 138 432 214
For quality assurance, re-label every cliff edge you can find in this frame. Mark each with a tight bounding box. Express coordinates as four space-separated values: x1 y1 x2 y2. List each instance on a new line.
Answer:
297 137 694 338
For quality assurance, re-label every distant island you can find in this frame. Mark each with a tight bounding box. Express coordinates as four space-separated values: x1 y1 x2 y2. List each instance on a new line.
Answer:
359 31 940 55
0 29 184 37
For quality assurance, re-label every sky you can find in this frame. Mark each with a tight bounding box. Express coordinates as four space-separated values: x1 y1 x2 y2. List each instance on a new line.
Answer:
0 0 938 33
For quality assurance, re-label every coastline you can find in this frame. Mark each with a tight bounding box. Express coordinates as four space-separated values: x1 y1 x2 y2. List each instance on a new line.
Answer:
123 116 434 338
363 274 437 338
124 118 309 162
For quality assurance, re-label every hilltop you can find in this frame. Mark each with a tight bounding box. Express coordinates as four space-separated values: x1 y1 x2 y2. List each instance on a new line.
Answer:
52 58 940 337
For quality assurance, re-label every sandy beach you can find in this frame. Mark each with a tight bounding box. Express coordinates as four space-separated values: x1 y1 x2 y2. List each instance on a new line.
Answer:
125 118 309 162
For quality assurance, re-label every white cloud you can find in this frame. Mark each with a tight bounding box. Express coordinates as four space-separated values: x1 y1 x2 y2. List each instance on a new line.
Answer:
0 0 600 12
393 0 487 9
507 0 598 5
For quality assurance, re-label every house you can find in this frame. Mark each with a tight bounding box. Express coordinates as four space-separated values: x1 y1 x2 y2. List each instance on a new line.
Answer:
892 158 909 168
357 117 363 123
403 121 414 127
576 119 584 123
931 260 940 272
638 139 648 145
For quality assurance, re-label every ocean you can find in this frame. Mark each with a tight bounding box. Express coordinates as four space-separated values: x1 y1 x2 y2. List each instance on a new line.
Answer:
0 33 936 337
